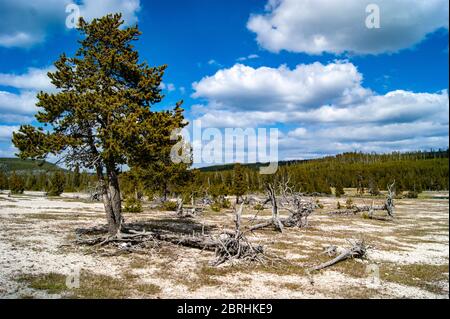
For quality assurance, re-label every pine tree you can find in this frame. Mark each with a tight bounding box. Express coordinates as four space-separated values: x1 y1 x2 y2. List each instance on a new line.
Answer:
335 184 344 197
0 172 9 191
120 168 144 201
12 14 186 236
37 173 48 191
233 163 247 203
47 171 66 196
73 164 81 190
25 174 38 191
9 172 25 194
369 179 380 196
140 144 192 202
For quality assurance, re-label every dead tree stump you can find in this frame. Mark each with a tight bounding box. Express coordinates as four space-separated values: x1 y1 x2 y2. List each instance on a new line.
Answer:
213 203 264 266
250 183 284 232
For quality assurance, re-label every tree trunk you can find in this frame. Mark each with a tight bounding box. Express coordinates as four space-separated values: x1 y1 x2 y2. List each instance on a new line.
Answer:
268 183 283 232
248 184 284 232
102 189 119 236
94 163 120 236
88 134 122 236
163 183 168 202
107 167 123 236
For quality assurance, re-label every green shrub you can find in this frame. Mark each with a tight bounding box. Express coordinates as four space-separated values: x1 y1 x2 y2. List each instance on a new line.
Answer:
334 184 345 197
9 172 25 194
316 199 324 209
221 198 231 209
210 202 221 212
46 171 65 196
124 197 143 213
253 203 264 211
369 182 381 196
345 198 354 209
161 201 178 211
405 190 419 198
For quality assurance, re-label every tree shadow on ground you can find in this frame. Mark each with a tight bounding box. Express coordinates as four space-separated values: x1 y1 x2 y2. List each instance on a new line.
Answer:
75 218 216 236
126 218 216 235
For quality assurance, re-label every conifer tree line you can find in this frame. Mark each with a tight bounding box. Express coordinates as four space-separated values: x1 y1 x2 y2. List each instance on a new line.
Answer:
117 149 449 202
0 165 96 195
1 149 448 198
194 150 449 198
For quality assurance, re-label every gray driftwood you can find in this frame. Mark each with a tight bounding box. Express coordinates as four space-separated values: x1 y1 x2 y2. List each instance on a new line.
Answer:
250 180 315 232
312 239 368 271
329 182 395 220
176 198 203 218
213 203 264 266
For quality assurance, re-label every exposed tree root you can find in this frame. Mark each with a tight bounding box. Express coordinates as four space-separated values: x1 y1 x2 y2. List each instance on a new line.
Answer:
212 203 265 266
75 205 267 266
249 180 315 232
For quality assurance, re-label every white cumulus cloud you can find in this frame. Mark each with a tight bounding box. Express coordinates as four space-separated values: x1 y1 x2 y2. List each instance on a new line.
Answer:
0 67 55 91
0 66 58 125
0 0 141 48
247 0 449 55
0 91 38 116
192 62 371 111
0 125 19 142
190 61 449 157
76 0 140 26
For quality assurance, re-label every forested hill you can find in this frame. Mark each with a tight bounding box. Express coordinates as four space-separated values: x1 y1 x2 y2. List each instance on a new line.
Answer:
199 149 449 172
0 158 62 174
197 150 449 192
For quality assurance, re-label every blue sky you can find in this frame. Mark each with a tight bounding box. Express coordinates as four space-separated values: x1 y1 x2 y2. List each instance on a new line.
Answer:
0 0 449 164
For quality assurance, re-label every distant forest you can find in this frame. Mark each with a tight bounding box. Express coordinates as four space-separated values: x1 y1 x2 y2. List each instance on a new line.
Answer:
196 150 449 196
0 149 448 197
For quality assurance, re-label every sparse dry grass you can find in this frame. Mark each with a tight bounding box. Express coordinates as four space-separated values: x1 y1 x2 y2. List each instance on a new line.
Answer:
18 270 162 298
380 263 449 294
2 192 449 298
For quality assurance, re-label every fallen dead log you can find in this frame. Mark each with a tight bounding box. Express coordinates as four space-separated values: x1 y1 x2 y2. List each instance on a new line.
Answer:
75 206 266 266
329 204 394 220
312 239 368 271
76 227 218 251
328 204 387 215
249 214 311 232
329 182 396 220
153 231 217 251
